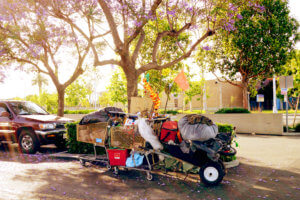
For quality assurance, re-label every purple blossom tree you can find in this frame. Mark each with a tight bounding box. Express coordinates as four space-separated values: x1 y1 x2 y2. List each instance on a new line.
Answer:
3 0 259 112
0 0 104 116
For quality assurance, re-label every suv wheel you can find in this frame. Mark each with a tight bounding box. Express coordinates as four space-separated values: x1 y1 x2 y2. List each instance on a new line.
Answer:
18 130 39 154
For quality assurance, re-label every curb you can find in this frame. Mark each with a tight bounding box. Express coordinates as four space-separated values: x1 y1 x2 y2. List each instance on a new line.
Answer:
49 151 86 160
224 159 239 168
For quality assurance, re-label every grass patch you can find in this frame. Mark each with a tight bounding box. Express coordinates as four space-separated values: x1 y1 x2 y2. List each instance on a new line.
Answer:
64 109 96 114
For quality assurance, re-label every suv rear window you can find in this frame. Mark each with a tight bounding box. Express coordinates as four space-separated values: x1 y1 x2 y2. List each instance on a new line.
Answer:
8 102 48 115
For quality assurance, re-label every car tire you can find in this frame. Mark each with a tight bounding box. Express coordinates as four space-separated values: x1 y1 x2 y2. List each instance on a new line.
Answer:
199 161 225 186
18 130 39 154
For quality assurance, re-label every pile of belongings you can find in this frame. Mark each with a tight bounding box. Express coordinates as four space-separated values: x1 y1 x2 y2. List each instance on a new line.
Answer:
79 107 124 125
178 114 218 141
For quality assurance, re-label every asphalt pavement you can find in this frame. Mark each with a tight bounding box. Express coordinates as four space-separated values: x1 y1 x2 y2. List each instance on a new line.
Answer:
0 135 300 200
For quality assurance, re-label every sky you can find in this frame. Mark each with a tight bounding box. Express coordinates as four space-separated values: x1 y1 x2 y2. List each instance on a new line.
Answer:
0 0 299 99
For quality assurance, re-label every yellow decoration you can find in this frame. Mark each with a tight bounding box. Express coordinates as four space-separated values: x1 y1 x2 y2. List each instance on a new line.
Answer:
143 78 161 111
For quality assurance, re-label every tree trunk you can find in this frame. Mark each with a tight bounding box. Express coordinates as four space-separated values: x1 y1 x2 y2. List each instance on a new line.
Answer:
242 82 248 110
57 87 65 117
38 80 42 97
126 73 138 113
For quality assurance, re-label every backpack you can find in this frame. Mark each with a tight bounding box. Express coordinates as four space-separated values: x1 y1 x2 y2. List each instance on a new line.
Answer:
160 121 182 144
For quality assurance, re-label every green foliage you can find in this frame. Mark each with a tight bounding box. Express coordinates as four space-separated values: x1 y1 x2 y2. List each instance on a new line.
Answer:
159 110 179 115
221 155 237 162
64 110 95 114
20 93 58 114
216 123 234 133
134 18 190 96
184 80 204 106
98 91 114 107
294 123 300 132
106 69 127 106
136 19 190 68
65 79 92 107
281 50 300 97
217 123 236 162
215 108 250 114
198 0 298 99
65 122 105 154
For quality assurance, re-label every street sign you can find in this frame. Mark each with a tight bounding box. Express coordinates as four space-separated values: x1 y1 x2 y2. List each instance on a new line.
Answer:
278 76 292 133
281 88 288 95
256 94 264 102
279 76 293 89
284 95 288 102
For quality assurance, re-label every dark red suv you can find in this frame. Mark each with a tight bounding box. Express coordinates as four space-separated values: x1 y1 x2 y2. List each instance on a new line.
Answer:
0 100 73 154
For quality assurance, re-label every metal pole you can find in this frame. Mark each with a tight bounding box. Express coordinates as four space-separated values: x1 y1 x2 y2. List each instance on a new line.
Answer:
202 69 207 113
285 77 288 133
219 82 222 109
248 92 250 111
273 76 278 113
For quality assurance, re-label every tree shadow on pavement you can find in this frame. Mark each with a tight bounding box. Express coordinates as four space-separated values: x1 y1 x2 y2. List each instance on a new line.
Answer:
4 157 300 200
0 143 66 164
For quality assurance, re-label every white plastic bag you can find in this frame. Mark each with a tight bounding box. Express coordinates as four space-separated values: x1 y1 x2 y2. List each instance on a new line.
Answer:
136 118 163 150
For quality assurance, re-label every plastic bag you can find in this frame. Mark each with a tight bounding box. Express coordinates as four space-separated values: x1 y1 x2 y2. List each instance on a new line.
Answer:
178 115 218 141
136 118 163 150
126 152 144 167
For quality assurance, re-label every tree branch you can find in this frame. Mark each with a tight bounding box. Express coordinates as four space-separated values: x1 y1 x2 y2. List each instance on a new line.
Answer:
9 55 48 75
212 72 242 88
94 59 121 66
126 0 162 45
132 30 145 64
98 0 123 51
152 23 192 63
138 29 214 75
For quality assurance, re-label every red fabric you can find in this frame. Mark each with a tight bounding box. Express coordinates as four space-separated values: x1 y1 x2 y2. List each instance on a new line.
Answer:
174 70 189 91
160 121 178 143
162 121 178 130
107 149 128 166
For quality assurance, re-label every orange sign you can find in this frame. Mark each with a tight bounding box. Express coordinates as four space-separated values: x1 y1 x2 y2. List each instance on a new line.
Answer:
174 70 189 91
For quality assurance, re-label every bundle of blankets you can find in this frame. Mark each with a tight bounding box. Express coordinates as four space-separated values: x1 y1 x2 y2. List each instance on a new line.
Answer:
178 114 218 141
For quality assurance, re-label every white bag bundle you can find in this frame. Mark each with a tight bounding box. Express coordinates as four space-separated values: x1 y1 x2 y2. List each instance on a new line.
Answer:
136 118 163 150
178 116 218 141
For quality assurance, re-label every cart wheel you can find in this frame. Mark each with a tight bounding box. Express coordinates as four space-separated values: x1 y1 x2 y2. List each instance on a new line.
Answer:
79 159 86 167
113 166 119 175
199 161 225 186
146 172 153 181
106 164 112 170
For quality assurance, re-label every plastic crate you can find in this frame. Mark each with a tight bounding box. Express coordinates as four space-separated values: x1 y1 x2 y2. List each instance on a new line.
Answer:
107 149 128 166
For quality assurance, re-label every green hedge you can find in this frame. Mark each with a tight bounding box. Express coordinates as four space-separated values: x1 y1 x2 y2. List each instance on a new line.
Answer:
159 110 179 115
215 108 250 114
65 122 105 154
64 109 96 114
216 123 234 133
